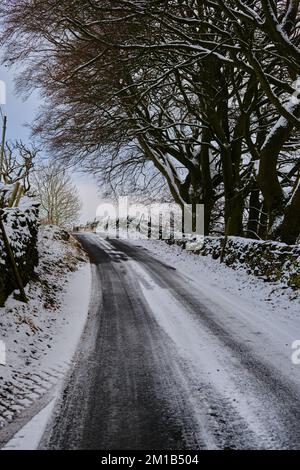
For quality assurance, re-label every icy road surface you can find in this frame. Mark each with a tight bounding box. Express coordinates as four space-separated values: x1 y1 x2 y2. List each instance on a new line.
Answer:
40 233 300 450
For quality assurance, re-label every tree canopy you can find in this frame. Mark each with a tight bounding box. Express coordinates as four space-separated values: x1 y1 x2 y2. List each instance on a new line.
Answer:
1 0 299 242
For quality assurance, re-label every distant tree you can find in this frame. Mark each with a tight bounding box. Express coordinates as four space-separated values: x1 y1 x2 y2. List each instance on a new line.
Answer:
0 140 38 207
32 165 82 228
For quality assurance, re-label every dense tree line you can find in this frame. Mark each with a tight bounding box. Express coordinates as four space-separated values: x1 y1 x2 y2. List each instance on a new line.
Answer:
1 0 299 242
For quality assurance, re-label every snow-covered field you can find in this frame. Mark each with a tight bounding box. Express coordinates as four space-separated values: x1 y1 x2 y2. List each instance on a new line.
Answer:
0 226 91 448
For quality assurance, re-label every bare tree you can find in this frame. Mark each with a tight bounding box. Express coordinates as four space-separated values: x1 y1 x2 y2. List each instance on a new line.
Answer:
32 165 82 228
0 140 38 208
3 140 38 186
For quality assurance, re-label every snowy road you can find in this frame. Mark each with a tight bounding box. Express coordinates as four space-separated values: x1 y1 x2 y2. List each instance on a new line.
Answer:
40 233 300 450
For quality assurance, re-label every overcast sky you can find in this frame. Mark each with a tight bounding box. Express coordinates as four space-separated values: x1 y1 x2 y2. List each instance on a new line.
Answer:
0 62 102 224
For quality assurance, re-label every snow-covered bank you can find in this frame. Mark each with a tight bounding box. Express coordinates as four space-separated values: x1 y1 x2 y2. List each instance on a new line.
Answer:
0 226 91 448
3 400 57 451
130 238 300 321
196 236 300 289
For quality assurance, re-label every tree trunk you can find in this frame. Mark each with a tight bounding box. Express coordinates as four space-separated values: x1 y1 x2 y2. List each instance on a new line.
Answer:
199 129 215 235
220 148 244 236
258 201 268 240
278 179 300 244
225 193 244 236
258 102 300 235
246 184 261 239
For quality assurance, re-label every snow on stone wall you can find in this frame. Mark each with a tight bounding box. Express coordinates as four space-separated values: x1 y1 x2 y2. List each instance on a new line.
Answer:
170 236 300 289
0 201 39 305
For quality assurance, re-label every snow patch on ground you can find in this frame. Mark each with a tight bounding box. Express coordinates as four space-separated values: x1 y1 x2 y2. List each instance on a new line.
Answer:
130 238 300 321
3 400 56 451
